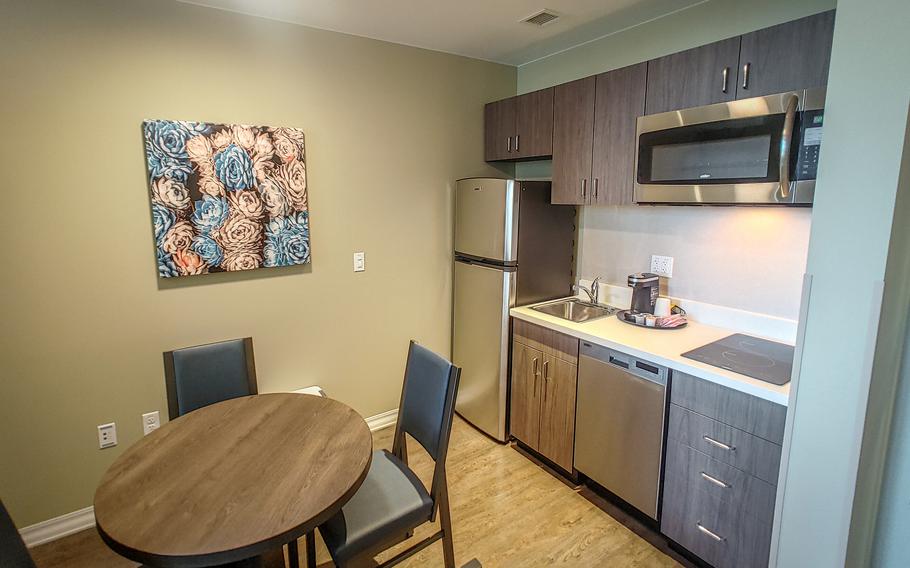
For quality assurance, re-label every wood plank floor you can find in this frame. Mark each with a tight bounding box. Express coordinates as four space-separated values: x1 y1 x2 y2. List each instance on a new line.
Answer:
30 417 685 567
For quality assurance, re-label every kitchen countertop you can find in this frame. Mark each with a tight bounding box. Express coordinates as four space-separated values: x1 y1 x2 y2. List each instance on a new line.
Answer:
510 298 792 406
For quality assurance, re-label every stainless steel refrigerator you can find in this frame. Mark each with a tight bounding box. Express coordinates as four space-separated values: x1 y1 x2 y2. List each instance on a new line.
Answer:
452 178 575 441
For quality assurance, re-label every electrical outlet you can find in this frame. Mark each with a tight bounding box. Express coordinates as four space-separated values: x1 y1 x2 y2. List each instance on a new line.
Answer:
650 255 674 278
97 423 117 449
142 411 160 436
353 251 365 272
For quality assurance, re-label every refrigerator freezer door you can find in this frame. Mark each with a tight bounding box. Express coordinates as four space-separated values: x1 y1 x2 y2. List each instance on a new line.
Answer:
454 178 518 264
452 259 515 441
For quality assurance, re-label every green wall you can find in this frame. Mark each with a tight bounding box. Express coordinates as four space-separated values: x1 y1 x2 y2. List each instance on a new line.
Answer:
0 0 515 527
518 0 836 94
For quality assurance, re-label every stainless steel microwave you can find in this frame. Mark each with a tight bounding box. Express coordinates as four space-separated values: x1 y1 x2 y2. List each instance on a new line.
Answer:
634 88 825 205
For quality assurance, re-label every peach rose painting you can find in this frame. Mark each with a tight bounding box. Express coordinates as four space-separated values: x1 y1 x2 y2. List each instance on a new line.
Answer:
143 120 310 278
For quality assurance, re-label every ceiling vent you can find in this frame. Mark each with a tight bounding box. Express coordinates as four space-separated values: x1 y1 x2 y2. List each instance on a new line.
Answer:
522 9 559 27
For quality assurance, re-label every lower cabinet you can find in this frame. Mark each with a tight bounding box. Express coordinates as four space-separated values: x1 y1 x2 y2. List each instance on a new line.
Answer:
510 319 578 472
661 372 786 568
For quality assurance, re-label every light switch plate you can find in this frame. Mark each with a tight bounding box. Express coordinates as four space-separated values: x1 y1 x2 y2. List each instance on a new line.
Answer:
353 251 365 272
650 255 674 278
142 411 160 436
98 422 117 449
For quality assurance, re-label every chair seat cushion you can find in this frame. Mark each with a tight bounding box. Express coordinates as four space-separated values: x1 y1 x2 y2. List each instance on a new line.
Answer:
319 449 433 564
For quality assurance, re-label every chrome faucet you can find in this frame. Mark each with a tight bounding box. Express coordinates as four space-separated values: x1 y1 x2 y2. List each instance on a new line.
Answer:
576 276 602 304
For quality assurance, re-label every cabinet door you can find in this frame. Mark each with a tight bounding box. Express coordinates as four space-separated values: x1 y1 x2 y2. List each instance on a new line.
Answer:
737 10 835 99
591 63 647 206
537 356 577 472
552 77 595 205
510 341 542 449
644 37 741 115
515 88 554 159
484 97 517 161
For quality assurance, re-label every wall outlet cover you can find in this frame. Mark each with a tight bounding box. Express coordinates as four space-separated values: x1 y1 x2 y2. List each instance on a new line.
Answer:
650 255 674 278
142 411 160 436
353 251 365 272
97 423 117 449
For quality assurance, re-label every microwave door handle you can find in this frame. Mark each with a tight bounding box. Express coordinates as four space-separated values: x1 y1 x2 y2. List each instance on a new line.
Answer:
778 93 799 200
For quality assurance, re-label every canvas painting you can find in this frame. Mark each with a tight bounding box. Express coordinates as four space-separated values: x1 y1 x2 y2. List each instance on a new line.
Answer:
143 120 309 277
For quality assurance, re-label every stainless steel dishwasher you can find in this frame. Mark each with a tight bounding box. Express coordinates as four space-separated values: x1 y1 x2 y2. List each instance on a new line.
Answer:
574 341 668 519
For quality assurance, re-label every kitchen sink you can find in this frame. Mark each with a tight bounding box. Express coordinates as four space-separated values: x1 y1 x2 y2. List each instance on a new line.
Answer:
531 298 618 323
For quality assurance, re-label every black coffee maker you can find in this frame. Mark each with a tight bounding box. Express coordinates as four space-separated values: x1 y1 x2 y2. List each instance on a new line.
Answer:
628 273 660 313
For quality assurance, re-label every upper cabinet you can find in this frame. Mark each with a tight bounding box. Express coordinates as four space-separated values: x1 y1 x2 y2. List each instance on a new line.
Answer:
484 97 516 161
551 77 595 205
644 37 741 115
483 88 553 161
591 63 647 206
552 64 646 206
737 10 835 98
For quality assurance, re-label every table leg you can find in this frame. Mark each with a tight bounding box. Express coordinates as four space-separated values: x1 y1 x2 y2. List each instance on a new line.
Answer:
287 539 299 568
305 531 316 568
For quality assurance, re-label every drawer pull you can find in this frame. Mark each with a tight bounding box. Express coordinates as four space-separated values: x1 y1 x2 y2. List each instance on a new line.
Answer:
700 471 732 489
696 522 726 543
703 435 735 451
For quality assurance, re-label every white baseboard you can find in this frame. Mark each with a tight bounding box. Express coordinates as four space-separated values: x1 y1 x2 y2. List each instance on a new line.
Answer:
21 506 95 548
366 408 398 432
20 408 399 548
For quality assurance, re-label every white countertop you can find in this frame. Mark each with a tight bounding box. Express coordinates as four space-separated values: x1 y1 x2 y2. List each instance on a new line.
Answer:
510 298 792 406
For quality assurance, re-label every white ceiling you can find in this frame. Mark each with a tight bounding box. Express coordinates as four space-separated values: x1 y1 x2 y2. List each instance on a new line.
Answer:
177 0 706 66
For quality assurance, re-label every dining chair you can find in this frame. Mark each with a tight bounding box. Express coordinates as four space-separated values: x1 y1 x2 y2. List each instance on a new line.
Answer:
316 340 462 568
163 337 258 420
1 500 37 568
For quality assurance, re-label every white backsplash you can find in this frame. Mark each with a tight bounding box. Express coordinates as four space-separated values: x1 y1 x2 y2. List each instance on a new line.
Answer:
578 205 812 321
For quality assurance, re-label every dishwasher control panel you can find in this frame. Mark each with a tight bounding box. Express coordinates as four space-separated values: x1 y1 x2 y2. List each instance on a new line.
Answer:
580 341 669 385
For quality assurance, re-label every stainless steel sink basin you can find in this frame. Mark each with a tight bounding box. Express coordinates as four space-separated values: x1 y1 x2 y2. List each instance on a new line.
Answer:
531 298 618 323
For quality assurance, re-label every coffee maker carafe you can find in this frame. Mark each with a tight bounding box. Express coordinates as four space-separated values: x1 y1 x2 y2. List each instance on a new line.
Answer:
628 273 659 313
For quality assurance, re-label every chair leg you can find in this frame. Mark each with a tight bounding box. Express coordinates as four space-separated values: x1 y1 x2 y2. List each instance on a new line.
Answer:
305 531 316 568
438 484 455 568
287 539 299 568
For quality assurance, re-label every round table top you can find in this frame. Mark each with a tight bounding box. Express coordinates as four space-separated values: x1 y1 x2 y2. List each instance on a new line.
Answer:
94 394 373 567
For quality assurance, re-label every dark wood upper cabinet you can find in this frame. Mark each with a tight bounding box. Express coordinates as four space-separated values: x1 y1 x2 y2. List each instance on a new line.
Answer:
484 98 516 161
515 88 554 159
552 77 595 205
737 10 835 99
591 63 647 206
644 37 741 115
483 89 553 161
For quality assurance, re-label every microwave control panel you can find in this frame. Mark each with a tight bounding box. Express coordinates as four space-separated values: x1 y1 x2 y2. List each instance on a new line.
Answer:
794 110 824 181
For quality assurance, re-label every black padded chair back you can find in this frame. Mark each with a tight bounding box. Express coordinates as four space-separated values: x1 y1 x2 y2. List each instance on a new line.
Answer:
163 337 257 420
0 500 37 568
395 341 460 462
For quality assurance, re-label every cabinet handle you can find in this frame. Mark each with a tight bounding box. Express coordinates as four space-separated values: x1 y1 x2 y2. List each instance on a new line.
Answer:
515 134 520 152
696 522 725 543
507 136 512 153
742 62 751 90
593 178 599 200
700 472 732 489
543 360 549 379
581 179 587 200
721 66 729 93
532 357 539 392
703 435 735 452
532 357 539 375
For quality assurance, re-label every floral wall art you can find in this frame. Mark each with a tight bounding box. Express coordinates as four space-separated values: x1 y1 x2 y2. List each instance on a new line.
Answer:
143 120 310 277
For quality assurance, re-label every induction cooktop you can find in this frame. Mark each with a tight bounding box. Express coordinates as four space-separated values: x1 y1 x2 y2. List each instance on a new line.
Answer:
681 333 794 386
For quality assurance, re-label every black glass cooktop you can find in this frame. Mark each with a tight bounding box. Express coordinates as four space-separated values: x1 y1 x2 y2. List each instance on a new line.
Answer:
681 333 794 386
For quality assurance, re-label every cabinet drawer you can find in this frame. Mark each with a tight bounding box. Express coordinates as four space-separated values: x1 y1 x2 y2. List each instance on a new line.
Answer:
668 404 782 485
662 481 772 568
671 371 787 444
664 441 776 524
513 319 578 365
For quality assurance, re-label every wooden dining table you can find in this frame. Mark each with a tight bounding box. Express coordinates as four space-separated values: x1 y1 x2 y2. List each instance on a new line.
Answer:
94 393 373 568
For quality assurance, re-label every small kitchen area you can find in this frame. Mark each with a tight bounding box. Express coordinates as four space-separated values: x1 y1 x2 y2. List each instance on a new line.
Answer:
453 10 834 568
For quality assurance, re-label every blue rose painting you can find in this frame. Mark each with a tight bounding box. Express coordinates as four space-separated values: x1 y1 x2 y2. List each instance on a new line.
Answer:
142 120 309 277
